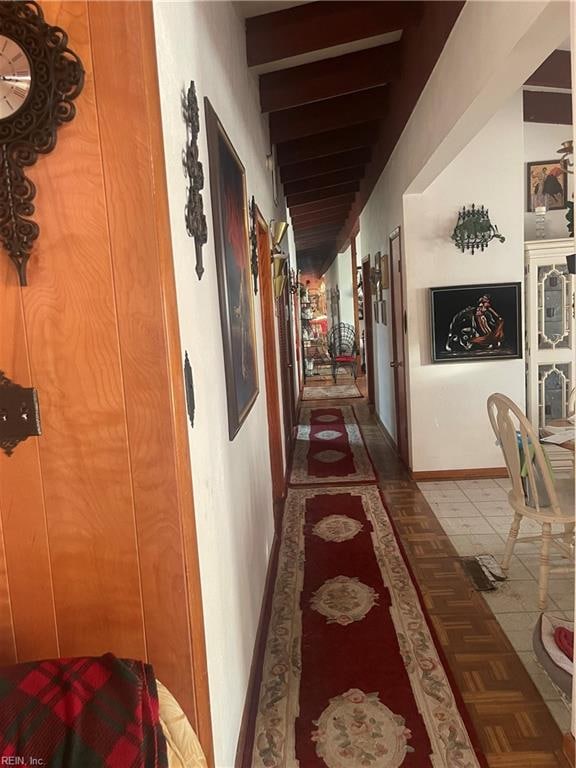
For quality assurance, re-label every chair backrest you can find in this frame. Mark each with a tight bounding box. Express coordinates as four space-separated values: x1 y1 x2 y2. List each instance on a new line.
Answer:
568 386 576 417
328 322 356 357
487 393 561 515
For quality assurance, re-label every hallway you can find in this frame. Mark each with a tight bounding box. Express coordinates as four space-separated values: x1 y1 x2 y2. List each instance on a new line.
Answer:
244 390 568 768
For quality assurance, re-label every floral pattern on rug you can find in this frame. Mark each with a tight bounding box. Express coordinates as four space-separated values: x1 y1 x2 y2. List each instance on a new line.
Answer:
313 515 363 543
316 415 339 423
291 407 376 485
316 429 344 441
302 385 362 401
311 576 378 625
312 689 413 768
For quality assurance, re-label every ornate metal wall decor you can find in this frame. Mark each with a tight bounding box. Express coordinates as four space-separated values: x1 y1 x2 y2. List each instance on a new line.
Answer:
249 195 259 294
0 2 84 286
451 204 505 255
182 81 207 280
183 352 195 428
0 370 42 456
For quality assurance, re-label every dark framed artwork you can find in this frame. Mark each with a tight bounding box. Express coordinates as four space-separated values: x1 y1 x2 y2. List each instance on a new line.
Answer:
205 99 259 438
527 160 568 212
430 282 522 363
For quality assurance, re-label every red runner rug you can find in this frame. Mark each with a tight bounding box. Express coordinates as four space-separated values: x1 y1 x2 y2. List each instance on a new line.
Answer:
252 485 484 768
290 406 376 486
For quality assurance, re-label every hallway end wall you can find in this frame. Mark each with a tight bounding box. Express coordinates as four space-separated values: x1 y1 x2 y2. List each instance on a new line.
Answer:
153 2 288 763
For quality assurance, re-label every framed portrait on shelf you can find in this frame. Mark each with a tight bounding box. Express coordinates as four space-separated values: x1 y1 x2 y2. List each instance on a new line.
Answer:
205 98 259 438
430 282 522 363
527 160 567 212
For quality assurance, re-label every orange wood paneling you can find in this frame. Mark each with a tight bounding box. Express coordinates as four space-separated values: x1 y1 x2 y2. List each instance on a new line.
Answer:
0 1 212 761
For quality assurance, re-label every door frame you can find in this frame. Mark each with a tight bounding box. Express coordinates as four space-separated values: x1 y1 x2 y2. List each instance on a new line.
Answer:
389 227 410 466
255 207 285 503
362 257 375 405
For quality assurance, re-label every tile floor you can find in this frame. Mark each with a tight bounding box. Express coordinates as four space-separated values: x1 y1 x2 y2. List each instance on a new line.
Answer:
418 477 574 731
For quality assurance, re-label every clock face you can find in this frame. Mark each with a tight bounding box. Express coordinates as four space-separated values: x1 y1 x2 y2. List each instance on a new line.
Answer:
0 35 32 121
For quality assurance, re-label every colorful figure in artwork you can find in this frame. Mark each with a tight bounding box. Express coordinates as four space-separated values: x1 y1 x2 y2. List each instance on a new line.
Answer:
446 294 504 352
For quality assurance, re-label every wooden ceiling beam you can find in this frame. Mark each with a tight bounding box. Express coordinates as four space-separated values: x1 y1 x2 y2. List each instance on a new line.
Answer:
287 181 359 208
289 194 355 216
523 90 572 125
295 224 342 239
280 148 371 184
526 50 571 90
270 85 388 144
277 123 378 166
246 1 421 67
292 208 351 227
260 43 401 113
284 167 365 197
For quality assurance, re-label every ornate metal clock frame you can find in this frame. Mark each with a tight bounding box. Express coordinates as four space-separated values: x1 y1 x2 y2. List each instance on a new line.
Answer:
182 81 207 280
0 2 84 286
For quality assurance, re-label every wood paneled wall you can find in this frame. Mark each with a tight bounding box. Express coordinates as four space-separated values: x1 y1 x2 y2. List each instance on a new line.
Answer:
0 2 213 763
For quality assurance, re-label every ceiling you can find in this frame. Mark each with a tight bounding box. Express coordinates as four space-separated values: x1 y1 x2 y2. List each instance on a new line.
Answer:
242 1 465 275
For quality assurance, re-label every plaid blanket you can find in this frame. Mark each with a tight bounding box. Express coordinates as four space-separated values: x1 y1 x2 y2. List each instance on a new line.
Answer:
0 653 168 767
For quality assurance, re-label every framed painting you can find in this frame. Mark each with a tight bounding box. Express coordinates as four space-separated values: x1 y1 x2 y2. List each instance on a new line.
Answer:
430 282 522 363
205 99 259 438
527 160 567 211
380 252 389 290
373 300 380 324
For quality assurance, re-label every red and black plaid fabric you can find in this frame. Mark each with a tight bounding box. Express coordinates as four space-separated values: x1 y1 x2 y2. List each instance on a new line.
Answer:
0 653 168 768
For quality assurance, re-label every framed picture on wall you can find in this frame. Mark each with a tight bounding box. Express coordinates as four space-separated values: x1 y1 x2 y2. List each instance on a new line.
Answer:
379 252 389 290
430 282 522 363
527 160 568 212
205 98 259 438
373 300 380 324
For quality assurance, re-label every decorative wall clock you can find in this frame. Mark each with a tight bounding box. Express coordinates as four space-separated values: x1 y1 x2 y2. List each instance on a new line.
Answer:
0 1 84 286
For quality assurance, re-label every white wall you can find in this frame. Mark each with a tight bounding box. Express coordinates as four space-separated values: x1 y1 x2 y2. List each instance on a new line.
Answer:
360 0 568 464
524 121 574 241
323 247 355 329
153 2 287 764
405 94 525 472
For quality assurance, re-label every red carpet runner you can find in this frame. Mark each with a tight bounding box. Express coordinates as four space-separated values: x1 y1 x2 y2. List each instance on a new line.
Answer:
290 406 376 485
252 486 484 768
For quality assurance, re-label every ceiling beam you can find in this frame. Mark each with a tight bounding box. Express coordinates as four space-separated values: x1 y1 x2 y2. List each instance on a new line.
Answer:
525 50 571 90
295 223 342 237
277 123 378 166
287 181 359 208
280 148 371 184
523 90 572 125
292 208 351 227
284 167 365 197
289 194 355 216
246 1 421 68
259 43 401 113
270 85 388 144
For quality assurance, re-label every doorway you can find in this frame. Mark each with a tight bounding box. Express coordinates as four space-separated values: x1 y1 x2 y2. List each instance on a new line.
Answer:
277 268 297 462
256 210 285 503
389 227 410 466
362 258 375 405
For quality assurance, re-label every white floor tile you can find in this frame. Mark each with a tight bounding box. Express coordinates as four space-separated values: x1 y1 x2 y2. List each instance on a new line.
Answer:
482 579 560 614
456 479 500 490
420 489 469 503
440 517 495 536
504 555 536 581
417 481 460 491
462 487 509 502
430 501 481 518
498 613 540 652
496 478 513 490
518 651 564 702
488 517 541 536
519 553 572 578
450 533 507 557
472 501 513 517
547 579 575 611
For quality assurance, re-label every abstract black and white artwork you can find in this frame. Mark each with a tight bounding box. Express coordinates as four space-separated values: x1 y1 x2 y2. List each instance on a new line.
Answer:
430 283 522 363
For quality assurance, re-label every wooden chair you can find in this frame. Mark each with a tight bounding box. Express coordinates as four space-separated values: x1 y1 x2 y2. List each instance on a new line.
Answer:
487 393 574 609
569 386 576 417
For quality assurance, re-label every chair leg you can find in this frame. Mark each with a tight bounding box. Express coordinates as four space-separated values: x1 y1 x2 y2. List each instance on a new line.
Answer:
539 522 552 611
502 513 521 573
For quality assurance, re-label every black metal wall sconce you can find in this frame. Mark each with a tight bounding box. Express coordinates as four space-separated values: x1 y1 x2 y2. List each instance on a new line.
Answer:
183 81 208 280
249 196 259 295
451 204 505 254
